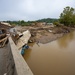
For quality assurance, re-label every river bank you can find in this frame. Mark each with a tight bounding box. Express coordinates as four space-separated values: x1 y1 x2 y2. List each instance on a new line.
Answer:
15 25 75 44
23 29 75 75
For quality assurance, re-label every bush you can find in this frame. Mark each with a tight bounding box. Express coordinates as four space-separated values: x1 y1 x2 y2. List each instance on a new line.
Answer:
53 22 61 26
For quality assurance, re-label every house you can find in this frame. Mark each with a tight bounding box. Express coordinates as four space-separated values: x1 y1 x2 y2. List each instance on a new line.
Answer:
46 23 54 27
35 22 46 26
47 23 53 25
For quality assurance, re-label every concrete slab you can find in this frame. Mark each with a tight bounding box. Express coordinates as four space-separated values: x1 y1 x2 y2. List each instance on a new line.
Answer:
16 30 31 50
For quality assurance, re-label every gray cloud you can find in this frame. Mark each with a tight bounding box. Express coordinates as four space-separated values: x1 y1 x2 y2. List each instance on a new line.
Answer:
0 0 75 21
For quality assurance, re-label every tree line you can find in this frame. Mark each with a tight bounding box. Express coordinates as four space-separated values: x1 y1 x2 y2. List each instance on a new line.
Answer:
4 18 58 26
36 18 58 23
59 6 75 27
3 6 75 27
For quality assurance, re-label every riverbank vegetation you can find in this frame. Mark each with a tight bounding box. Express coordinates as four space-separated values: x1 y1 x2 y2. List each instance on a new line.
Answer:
59 6 75 27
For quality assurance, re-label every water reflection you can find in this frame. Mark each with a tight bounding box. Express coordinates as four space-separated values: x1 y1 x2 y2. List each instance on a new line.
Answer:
57 31 75 48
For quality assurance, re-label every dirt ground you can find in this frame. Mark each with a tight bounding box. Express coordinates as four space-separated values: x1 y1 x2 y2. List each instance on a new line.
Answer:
15 25 73 44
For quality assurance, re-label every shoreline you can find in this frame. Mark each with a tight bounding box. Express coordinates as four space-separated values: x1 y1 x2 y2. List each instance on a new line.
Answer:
29 27 74 44
15 25 75 44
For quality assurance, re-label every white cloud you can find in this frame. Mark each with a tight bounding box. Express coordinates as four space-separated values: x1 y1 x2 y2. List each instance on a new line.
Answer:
0 0 75 21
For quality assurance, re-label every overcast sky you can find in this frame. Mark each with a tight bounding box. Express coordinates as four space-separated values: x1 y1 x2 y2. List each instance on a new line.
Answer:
0 0 75 21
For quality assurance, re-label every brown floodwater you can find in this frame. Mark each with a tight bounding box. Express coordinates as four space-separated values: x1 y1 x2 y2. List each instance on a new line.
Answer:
23 31 75 75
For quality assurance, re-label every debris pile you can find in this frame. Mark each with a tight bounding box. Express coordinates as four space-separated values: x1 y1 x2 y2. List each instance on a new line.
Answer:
0 29 8 48
0 22 12 48
14 25 72 44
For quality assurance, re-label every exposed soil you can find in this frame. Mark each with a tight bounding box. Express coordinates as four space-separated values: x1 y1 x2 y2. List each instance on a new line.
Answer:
15 25 74 44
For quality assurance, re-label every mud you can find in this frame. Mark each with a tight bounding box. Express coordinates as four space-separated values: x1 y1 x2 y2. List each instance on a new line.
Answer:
15 25 74 44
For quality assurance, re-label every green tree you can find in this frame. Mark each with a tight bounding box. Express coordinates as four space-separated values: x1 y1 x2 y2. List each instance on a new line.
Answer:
20 20 25 24
59 6 75 26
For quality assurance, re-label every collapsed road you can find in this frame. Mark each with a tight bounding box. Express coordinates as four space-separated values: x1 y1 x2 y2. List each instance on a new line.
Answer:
0 22 33 75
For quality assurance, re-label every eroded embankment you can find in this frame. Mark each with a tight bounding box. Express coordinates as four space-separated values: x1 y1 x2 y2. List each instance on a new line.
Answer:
29 26 73 44
15 25 74 44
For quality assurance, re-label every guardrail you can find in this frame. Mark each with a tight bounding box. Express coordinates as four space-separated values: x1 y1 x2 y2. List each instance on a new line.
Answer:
8 36 33 75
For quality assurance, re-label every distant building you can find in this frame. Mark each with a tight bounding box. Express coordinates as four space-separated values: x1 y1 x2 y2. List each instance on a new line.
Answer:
46 23 54 27
30 22 46 26
35 22 46 26
46 23 53 25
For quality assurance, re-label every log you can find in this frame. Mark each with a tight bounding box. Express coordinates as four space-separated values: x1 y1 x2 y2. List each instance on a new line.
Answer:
0 36 8 43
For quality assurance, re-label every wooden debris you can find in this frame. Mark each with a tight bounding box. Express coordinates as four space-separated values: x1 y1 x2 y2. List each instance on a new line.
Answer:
0 36 8 48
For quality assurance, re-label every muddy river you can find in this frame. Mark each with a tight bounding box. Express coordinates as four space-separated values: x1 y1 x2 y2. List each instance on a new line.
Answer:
23 31 75 75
